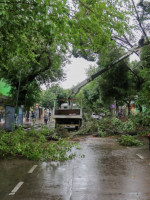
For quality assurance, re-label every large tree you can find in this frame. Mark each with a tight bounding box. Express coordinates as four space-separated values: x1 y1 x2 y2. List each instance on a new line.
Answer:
77 46 141 114
40 85 68 110
0 0 137 108
71 0 131 58
137 44 150 108
0 0 72 107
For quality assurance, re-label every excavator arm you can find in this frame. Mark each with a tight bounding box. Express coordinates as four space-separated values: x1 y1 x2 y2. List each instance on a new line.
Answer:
68 45 141 98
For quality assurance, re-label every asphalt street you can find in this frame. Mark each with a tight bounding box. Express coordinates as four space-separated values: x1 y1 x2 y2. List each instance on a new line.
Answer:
0 136 150 200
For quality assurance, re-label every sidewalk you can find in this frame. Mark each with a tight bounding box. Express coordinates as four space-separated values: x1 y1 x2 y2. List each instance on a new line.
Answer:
23 118 44 126
0 118 55 130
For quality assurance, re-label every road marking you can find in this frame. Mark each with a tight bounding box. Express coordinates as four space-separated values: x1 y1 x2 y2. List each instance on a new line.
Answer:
28 165 38 173
9 182 24 195
136 154 144 160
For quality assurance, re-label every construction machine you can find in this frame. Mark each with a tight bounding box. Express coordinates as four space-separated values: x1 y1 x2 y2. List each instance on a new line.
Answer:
53 43 147 129
53 98 82 130
68 44 142 98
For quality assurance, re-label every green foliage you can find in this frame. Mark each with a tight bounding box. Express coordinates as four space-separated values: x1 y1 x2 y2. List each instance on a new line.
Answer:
77 117 116 136
140 112 150 126
137 44 150 108
0 0 71 107
112 117 123 131
98 49 134 107
55 126 71 138
77 116 137 137
82 80 103 112
96 117 116 136
130 111 150 127
98 129 107 137
118 135 143 146
141 45 150 68
0 127 77 161
77 121 99 135
0 0 132 107
39 125 55 136
122 120 135 132
40 85 67 109
112 117 135 133
79 47 136 111
137 131 150 136
72 0 130 54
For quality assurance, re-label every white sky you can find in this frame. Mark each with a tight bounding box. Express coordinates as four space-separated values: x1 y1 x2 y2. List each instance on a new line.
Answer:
60 57 96 89
59 53 139 89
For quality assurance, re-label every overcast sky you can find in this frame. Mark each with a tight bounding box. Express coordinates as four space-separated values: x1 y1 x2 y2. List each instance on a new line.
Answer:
60 57 96 89
59 52 139 89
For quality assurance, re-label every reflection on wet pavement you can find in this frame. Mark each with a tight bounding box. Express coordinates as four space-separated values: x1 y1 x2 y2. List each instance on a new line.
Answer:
1 136 150 200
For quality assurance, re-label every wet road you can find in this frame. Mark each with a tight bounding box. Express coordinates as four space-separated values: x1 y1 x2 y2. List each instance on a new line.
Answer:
1 136 150 200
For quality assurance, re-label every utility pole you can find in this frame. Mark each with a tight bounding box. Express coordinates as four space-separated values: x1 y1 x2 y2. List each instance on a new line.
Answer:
15 70 22 126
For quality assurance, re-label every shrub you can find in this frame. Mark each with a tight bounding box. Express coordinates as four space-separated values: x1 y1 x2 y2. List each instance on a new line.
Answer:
139 111 150 126
77 120 99 135
55 126 70 138
118 135 143 146
39 125 55 136
98 129 107 137
0 127 78 161
121 120 135 132
77 116 136 136
112 117 135 133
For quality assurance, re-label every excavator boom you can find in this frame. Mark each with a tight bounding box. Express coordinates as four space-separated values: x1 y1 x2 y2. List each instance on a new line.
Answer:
68 45 141 98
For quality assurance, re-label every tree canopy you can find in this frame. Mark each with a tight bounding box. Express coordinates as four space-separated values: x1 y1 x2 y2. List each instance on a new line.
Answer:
40 85 68 109
1 0 150 110
0 0 133 107
0 0 72 106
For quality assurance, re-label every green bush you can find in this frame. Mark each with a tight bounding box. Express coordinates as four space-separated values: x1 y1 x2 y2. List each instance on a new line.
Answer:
118 135 143 146
122 120 135 132
77 120 99 135
98 129 107 137
96 117 115 136
77 116 136 136
137 130 150 136
55 126 70 138
129 111 150 127
112 117 122 127
139 111 150 126
39 125 55 136
112 117 135 133
0 127 77 161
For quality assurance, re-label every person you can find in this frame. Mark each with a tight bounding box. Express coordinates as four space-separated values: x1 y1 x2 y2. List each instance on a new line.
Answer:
26 112 29 122
34 111 37 120
48 111 51 121
44 112 48 125
31 111 35 119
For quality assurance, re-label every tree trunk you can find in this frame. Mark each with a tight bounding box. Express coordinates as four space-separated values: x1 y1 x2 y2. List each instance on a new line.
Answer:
138 105 142 113
116 100 119 116
127 103 131 115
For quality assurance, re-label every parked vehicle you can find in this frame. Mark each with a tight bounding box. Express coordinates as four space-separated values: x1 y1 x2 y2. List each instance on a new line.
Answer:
91 113 103 120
